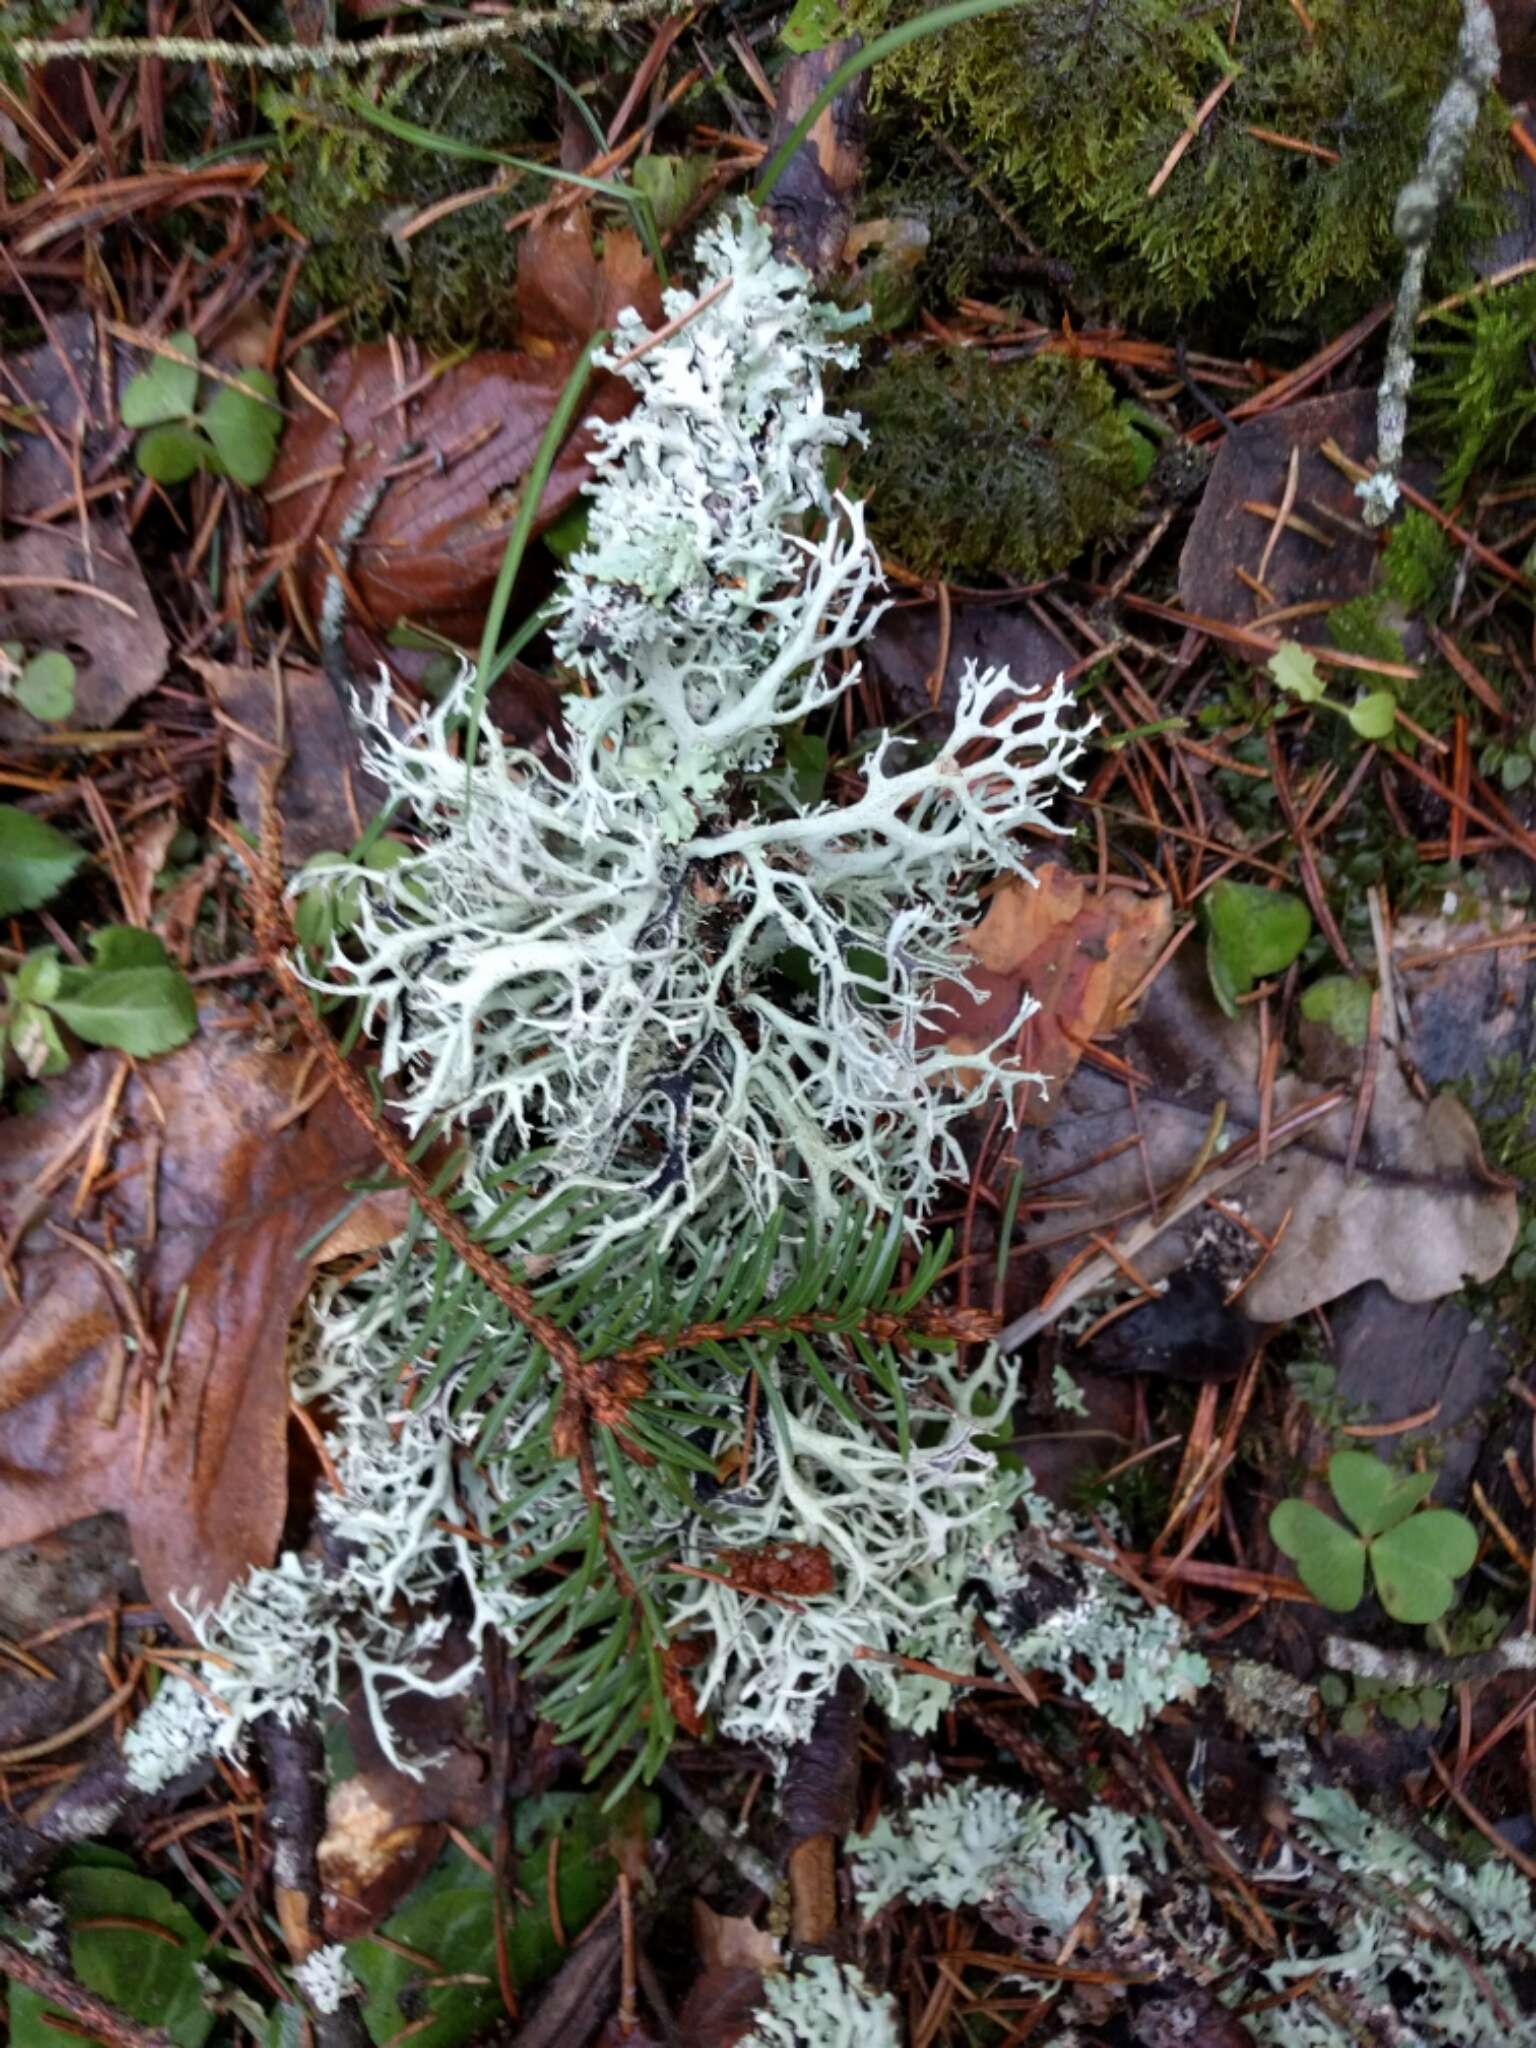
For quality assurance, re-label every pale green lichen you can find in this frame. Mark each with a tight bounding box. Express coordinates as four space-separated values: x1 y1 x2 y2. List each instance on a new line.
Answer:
141 202 1096 1788
740 1956 902 2048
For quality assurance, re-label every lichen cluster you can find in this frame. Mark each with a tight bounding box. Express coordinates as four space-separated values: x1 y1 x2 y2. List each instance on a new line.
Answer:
121 204 1219 1793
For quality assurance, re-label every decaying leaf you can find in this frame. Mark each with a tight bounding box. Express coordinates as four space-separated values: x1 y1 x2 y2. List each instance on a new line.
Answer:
1178 388 1403 632
0 521 168 736
0 1015 403 1621
0 314 131 523
266 208 660 654
196 658 388 863
936 866 1171 1124
1006 948 1518 1326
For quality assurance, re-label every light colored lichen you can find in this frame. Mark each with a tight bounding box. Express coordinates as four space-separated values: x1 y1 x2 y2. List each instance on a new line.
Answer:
740 1956 902 2048
293 1943 359 2016
172 200 1087 1781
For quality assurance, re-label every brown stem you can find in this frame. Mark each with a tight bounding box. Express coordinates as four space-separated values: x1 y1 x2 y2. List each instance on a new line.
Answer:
0 1933 172 2048
606 1300 999 1370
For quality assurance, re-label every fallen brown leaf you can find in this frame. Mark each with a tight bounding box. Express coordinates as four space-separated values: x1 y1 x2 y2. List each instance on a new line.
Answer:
936 866 1171 1124
1005 946 1518 1328
1178 387 1432 635
0 1015 404 1623
0 314 130 522
196 658 388 863
0 520 168 736
267 207 661 653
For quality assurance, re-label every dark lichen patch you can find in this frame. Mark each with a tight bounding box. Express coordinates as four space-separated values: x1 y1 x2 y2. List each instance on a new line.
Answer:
850 0 1512 328
846 349 1142 581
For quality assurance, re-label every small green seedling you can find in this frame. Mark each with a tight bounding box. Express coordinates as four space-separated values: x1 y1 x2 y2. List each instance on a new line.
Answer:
1200 878 1311 1016
1318 1669 1448 1734
1267 640 1399 745
2 927 197 1079
1270 1449 1478 1624
0 641 76 723
121 331 282 488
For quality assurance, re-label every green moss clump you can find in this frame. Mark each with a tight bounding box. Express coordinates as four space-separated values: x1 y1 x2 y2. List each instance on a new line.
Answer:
848 349 1142 580
849 0 1511 325
260 59 545 347
1415 276 1536 501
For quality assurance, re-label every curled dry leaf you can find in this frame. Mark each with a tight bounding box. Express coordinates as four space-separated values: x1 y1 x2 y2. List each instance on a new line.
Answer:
0 1014 404 1622
266 207 661 651
0 521 168 737
935 866 1171 1125
1006 947 1518 1326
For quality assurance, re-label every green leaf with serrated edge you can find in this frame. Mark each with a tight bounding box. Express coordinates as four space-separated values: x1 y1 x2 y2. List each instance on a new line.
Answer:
1370 1509 1479 1624
1202 879 1310 1011
0 805 85 915
49 966 196 1056
119 331 200 428
17 650 75 722
630 152 714 233
1267 639 1326 703
136 421 208 485
86 925 170 971
1327 1448 1436 1538
1348 689 1398 741
202 369 281 486
7 1864 213 2048
1299 975 1372 1047
1269 1498 1365 1611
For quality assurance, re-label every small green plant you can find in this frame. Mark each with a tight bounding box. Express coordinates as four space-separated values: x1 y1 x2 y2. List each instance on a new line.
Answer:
0 804 195 1078
2 929 197 1078
1285 1357 1372 1436
121 331 281 488
1318 1668 1448 1734
1267 640 1399 745
1270 1449 1478 1623
0 802 84 915
1200 877 1311 1016
0 641 75 722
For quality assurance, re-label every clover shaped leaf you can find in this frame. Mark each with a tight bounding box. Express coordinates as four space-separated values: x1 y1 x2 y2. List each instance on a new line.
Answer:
1269 1450 1477 1624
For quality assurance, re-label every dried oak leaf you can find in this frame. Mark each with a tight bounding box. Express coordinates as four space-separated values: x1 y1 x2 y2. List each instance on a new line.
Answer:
266 208 660 649
935 866 1171 1124
0 1015 403 1623
1007 946 1518 1325
0 520 168 736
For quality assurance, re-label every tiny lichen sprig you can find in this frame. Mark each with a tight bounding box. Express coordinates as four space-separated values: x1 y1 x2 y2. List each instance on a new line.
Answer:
740 1956 902 2048
552 203 879 820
